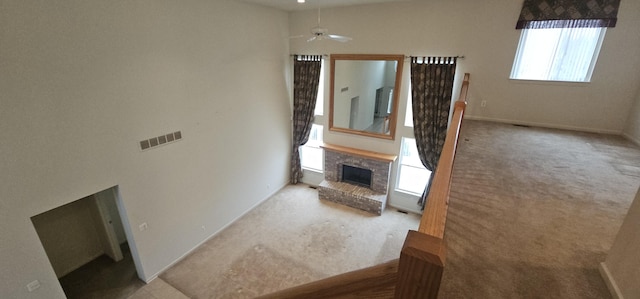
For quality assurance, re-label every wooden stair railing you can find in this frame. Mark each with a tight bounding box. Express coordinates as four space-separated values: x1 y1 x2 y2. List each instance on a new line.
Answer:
395 73 469 298
259 73 470 299
258 259 399 299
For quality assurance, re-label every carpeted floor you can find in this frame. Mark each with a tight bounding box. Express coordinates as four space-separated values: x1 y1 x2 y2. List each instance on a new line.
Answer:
440 120 640 298
139 120 640 298
159 186 420 298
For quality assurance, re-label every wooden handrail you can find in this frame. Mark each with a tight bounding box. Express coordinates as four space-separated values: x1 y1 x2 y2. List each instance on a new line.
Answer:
256 259 399 299
418 74 469 237
395 73 469 298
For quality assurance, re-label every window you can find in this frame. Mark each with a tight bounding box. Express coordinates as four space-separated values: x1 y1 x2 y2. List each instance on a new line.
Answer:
510 27 605 82
300 124 323 172
314 60 325 116
396 138 431 195
404 83 413 127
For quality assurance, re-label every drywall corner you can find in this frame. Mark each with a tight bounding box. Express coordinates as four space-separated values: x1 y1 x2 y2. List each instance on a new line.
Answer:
599 262 624 299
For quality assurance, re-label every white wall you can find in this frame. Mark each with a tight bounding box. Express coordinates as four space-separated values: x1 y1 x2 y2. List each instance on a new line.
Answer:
623 86 640 145
600 186 640 299
0 0 290 298
290 0 640 212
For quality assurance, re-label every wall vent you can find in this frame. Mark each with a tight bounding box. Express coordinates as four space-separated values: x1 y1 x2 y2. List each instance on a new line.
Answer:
140 131 182 151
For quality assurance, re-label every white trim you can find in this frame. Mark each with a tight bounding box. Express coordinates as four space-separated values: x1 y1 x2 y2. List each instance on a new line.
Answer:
112 186 148 282
585 26 607 82
622 132 640 147
301 169 325 187
508 78 591 87
394 187 422 198
599 262 624 299
301 166 323 174
143 275 157 284
510 27 605 82
464 115 622 135
387 202 422 215
143 182 289 282
387 190 423 215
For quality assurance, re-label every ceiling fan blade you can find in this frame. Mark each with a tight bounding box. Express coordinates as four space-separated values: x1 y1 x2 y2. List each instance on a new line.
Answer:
289 35 305 39
306 8 351 43
327 34 352 43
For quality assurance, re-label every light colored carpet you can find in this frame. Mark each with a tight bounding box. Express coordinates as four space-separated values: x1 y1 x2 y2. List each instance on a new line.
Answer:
160 186 420 298
152 120 640 299
440 120 640 298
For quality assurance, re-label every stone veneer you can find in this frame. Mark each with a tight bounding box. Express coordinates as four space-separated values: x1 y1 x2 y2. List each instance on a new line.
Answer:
318 144 396 216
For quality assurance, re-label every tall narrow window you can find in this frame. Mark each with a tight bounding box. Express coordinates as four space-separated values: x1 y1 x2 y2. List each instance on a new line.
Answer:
314 60 325 116
511 26 606 82
396 138 431 195
300 124 323 172
404 82 413 127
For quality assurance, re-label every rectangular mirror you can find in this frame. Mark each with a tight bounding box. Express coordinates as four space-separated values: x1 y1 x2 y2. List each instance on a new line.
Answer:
329 54 404 140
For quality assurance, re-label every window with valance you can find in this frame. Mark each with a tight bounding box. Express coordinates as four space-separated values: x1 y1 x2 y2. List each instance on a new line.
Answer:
511 0 621 82
516 0 621 29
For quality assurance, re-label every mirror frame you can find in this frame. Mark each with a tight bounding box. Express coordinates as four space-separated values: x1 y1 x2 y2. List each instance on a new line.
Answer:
329 54 404 140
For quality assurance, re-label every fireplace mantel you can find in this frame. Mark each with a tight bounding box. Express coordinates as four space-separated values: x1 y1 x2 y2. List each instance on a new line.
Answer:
321 143 397 163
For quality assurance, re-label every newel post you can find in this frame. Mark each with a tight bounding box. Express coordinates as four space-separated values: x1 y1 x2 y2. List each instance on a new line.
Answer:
394 230 446 299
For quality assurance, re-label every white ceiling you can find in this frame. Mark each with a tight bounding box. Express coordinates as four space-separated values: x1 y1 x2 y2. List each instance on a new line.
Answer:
237 0 411 11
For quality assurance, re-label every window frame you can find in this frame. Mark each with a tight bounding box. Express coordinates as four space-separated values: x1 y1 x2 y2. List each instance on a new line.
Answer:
300 124 324 172
510 26 606 83
395 137 432 196
314 59 325 116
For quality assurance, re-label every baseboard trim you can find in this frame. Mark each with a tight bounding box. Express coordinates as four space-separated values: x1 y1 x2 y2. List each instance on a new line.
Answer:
144 181 289 283
143 275 157 284
622 132 640 147
387 202 422 215
599 262 624 299
387 195 422 215
464 115 622 135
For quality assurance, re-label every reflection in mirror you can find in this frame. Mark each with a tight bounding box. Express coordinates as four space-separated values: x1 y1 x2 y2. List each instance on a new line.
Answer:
330 54 403 140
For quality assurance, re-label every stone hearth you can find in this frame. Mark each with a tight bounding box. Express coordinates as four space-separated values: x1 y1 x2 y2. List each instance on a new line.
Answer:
318 143 397 215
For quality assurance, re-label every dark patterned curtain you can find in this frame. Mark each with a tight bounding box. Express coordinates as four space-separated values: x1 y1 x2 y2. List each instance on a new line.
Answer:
290 55 322 184
516 0 621 29
411 57 457 209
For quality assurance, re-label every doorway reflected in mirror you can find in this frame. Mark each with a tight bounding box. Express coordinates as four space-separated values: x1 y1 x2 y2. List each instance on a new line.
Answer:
329 54 404 140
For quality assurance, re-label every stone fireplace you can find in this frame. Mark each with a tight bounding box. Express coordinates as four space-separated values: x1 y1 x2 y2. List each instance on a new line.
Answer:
318 143 397 215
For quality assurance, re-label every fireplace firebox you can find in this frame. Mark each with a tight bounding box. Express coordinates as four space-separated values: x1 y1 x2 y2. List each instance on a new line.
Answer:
342 165 372 187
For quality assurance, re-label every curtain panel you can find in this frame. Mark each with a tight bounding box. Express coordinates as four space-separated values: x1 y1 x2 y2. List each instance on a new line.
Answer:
410 57 457 209
516 0 621 29
290 55 322 184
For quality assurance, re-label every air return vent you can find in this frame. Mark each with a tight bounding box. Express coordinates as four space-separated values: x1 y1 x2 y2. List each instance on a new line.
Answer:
140 131 182 151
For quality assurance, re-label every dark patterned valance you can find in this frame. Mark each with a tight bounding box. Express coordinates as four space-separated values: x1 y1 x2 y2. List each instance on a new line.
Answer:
516 0 621 29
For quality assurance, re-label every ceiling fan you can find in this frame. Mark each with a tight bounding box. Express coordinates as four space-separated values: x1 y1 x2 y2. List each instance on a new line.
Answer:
293 8 352 43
